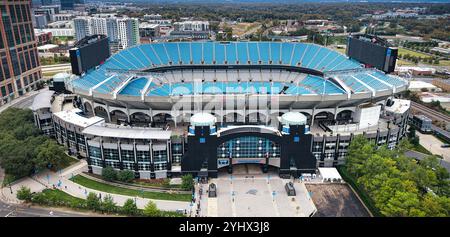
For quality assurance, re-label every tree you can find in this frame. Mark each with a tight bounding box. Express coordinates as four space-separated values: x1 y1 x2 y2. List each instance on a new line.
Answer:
382 190 424 217
16 186 32 202
122 199 139 216
181 174 194 191
0 139 35 178
143 200 160 217
117 170 135 183
34 140 70 171
102 166 118 182
86 192 102 212
345 135 376 177
101 195 117 214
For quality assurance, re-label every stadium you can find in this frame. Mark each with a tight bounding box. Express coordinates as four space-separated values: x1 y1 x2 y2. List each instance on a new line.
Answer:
38 41 410 179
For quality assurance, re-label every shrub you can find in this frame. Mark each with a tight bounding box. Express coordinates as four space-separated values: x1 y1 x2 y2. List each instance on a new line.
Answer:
31 192 47 204
121 199 139 216
117 170 135 183
16 186 32 202
181 174 194 191
102 166 118 181
101 194 118 213
143 200 160 217
86 192 102 212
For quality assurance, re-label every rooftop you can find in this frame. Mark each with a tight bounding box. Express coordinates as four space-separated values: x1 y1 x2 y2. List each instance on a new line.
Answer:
82 124 172 140
31 90 55 111
53 108 104 128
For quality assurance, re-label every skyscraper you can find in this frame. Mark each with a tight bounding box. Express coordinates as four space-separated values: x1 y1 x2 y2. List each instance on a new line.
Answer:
0 0 42 106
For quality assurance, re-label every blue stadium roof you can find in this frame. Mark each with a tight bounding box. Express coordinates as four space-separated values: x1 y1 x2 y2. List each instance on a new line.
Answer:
70 42 408 98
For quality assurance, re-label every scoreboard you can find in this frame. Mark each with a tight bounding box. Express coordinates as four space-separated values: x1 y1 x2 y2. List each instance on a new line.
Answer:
347 35 397 73
70 35 110 76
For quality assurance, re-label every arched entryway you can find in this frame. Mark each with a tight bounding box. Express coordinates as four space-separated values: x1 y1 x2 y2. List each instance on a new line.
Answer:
83 102 94 117
336 110 353 123
130 112 151 127
217 132 282 175
94 106 109 122
152 113 175 128
110 110 128 125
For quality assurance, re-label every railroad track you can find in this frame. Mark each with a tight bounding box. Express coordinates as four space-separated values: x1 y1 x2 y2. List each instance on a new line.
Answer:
410 101 450 123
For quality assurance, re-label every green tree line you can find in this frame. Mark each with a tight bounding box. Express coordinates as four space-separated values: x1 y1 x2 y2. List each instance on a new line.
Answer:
343 135 450 217
0 108 72 182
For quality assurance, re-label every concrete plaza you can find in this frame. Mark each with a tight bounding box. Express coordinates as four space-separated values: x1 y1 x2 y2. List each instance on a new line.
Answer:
202 166 317 217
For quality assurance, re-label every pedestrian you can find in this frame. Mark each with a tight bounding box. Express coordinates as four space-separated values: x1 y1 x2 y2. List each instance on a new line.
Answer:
65 186 67 190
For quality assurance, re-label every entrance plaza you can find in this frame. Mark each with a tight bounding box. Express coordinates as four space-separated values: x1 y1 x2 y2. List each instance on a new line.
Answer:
198 164 317 217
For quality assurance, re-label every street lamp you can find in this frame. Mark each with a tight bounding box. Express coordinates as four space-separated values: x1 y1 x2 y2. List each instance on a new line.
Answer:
9 180 13 194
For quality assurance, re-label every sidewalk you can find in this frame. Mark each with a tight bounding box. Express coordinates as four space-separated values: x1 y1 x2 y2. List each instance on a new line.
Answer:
38 161 190 211
1 160 190 212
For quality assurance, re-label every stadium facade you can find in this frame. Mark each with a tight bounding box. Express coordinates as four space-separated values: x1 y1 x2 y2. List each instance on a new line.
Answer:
33 41 410 179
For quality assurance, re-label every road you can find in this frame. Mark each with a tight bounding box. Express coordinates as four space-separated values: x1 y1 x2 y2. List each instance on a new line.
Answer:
405 150 450 173
1 159 94 217
0 200 95 217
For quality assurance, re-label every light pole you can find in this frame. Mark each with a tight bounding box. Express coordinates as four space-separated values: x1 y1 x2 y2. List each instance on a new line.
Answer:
9 179 13 194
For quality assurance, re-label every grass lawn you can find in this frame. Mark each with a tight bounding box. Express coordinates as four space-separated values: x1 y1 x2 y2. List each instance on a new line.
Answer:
396 59 416 66
41 188 85 203
437 60 450 66
133 180 181 189
398 48 430 58
42 72 58 77
411 143 433 155
70 175 191 202
63 154 79 167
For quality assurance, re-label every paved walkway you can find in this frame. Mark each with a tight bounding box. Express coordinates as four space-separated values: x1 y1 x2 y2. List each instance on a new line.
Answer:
1 160 190 212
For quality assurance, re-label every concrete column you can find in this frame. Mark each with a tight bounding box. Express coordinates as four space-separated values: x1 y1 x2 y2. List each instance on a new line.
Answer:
106 104 112 122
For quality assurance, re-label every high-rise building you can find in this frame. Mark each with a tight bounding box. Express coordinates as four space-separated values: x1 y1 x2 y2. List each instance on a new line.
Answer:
73 17 90 41
117 18 139 49
60 0 74 10
73 16 140 52
0 0 42 106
